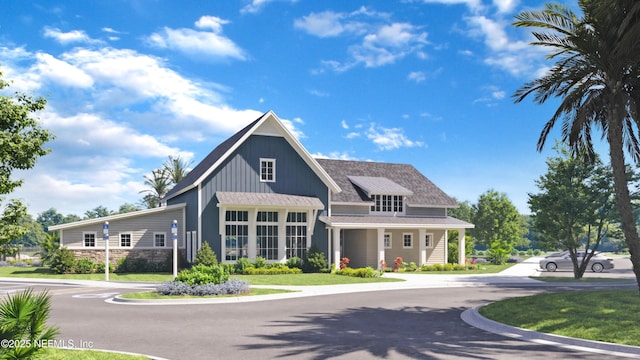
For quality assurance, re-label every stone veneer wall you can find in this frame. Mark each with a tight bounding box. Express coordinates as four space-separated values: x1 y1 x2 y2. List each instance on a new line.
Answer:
71 249 176 266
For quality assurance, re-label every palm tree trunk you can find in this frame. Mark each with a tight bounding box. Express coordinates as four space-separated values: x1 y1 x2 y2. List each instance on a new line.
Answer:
608 112 640 292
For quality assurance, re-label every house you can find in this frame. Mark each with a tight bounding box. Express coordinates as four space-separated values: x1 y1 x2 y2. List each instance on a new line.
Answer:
49 110 474 269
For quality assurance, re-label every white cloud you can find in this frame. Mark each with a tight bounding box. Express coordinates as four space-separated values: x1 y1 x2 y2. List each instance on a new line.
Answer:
311 151 358 160
419 0 484 13
296 9 427 70
146 16 246 60
346 132 360 139
408 71 426 83
42 27 103 45
493 0 519 14
341 120 349 129
32 53 94 88
366 123 425 150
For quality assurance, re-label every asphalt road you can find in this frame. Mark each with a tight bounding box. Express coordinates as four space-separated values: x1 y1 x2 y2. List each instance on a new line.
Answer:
42 283 634 360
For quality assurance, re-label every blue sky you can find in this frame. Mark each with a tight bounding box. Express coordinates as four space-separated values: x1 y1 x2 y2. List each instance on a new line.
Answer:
0 0 575 217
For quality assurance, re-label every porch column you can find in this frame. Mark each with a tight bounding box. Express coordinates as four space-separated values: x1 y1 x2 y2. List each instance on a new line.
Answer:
278 210 287 263
418 228 426 266
248 209 257 259
458 229 466 265
377 228 385 269
332 227 341 270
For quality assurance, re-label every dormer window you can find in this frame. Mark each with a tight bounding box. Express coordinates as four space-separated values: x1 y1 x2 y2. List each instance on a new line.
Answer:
371 195 404 213
260 158 275 182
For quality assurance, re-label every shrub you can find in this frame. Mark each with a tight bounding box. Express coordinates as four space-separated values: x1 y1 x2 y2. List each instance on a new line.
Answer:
234 257 253 274
443 263 454 271
156 279 250 296
12 261 28 267
453 264 466 270
335 267 379 278
176 264 230 285
193 242 218 267
253 256 267 268
95 262 105 274
533 249 542 256
243 266 302 275
50 248 75 274
302 244 327 273
0 261 9 267
432 263 443 271
0 289 59 359
393 257 403 272
339 257 350 269
286 256 302 269
74 258 95 274
220 263 235 275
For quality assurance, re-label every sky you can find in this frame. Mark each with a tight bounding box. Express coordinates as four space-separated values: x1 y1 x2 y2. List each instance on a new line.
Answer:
0 0 579 218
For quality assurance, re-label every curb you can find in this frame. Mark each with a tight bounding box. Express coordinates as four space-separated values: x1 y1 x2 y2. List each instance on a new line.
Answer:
461 306 640 359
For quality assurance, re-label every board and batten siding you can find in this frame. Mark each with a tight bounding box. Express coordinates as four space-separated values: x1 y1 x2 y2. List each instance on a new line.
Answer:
198 134 330 256
60 207 185 250
406 207 447 217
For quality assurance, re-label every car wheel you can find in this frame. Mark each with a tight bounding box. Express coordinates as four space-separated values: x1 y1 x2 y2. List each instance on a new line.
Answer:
545 262 557 272
592 263 604 273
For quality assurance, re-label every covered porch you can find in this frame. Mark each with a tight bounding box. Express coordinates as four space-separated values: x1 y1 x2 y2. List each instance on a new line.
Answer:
319 215 474 270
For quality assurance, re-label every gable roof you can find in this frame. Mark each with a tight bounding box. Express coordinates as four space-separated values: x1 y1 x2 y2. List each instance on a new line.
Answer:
164 111 340 201
315 159 458 208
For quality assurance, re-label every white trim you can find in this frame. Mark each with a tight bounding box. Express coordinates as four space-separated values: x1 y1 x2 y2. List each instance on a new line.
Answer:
119 232 133 248
82 231 97 248
154 232 167 248
384 232 392 249
425 232 434 249
169 111 341 201
402 232 413 248
259 158 276 183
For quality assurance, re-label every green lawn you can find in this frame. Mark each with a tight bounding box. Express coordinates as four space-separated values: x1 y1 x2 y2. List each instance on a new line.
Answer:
532 276 633 283
232 273 403 285
0 266 173 282
120 287 294 299
39 348 148 359
479 289 640 346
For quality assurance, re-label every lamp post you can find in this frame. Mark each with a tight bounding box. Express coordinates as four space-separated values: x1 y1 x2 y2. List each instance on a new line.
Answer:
103 221 109 281
171 220 178 278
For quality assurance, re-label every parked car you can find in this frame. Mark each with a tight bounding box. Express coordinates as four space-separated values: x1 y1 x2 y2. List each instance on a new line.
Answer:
539 250 614 273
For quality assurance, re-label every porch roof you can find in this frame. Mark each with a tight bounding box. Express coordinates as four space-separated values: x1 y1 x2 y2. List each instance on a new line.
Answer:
319 215 474 229
216 191 325 209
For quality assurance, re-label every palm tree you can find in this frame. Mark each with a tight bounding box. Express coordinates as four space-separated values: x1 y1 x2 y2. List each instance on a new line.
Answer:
513 1 640 290
163 155 192 185
139 169 171 208
0 289 59 359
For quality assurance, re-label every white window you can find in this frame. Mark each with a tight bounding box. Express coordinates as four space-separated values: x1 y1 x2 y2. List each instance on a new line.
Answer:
384 233 392 249
120 233 132 248
154 232 166 247
425 233 434 248
83 232 96 247
260 158 276 182
225 210 248 261
403 233 413 248
286 212 308 259
370 195 404 213
257 211 278 260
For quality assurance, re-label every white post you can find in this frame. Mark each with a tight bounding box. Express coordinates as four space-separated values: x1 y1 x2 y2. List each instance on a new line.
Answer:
419 228 427 266
103 221 109 281
171 220 178 278
332 227 341 270
377 228 385 269
458 229 466 265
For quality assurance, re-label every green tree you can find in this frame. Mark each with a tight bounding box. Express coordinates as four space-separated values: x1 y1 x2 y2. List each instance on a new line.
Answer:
140 169 171 208
193 242 218 267
117 203 141 214
163 155 192 185
513 1 640 289
473 190 525 264
529 146 625 278
0 289 59 359
14 214 47 247
36 208 64 231
84 205 111 219
447 199 476 263
38 232 59 265
0 70 53 251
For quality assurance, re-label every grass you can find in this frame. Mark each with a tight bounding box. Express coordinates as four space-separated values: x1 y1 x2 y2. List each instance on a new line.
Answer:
232 273 403 285
0 266 173 282
39 348 148 359
413 263 515 274
479 289 640 346
533 276 633 283
120 287 294 299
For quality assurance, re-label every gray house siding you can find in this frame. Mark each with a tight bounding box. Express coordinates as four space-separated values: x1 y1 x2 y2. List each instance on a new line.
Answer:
332 204 370 215
167 189 199 234
197 134 329 261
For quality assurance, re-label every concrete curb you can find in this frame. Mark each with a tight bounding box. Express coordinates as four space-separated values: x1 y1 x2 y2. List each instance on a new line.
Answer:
461 306 640 359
